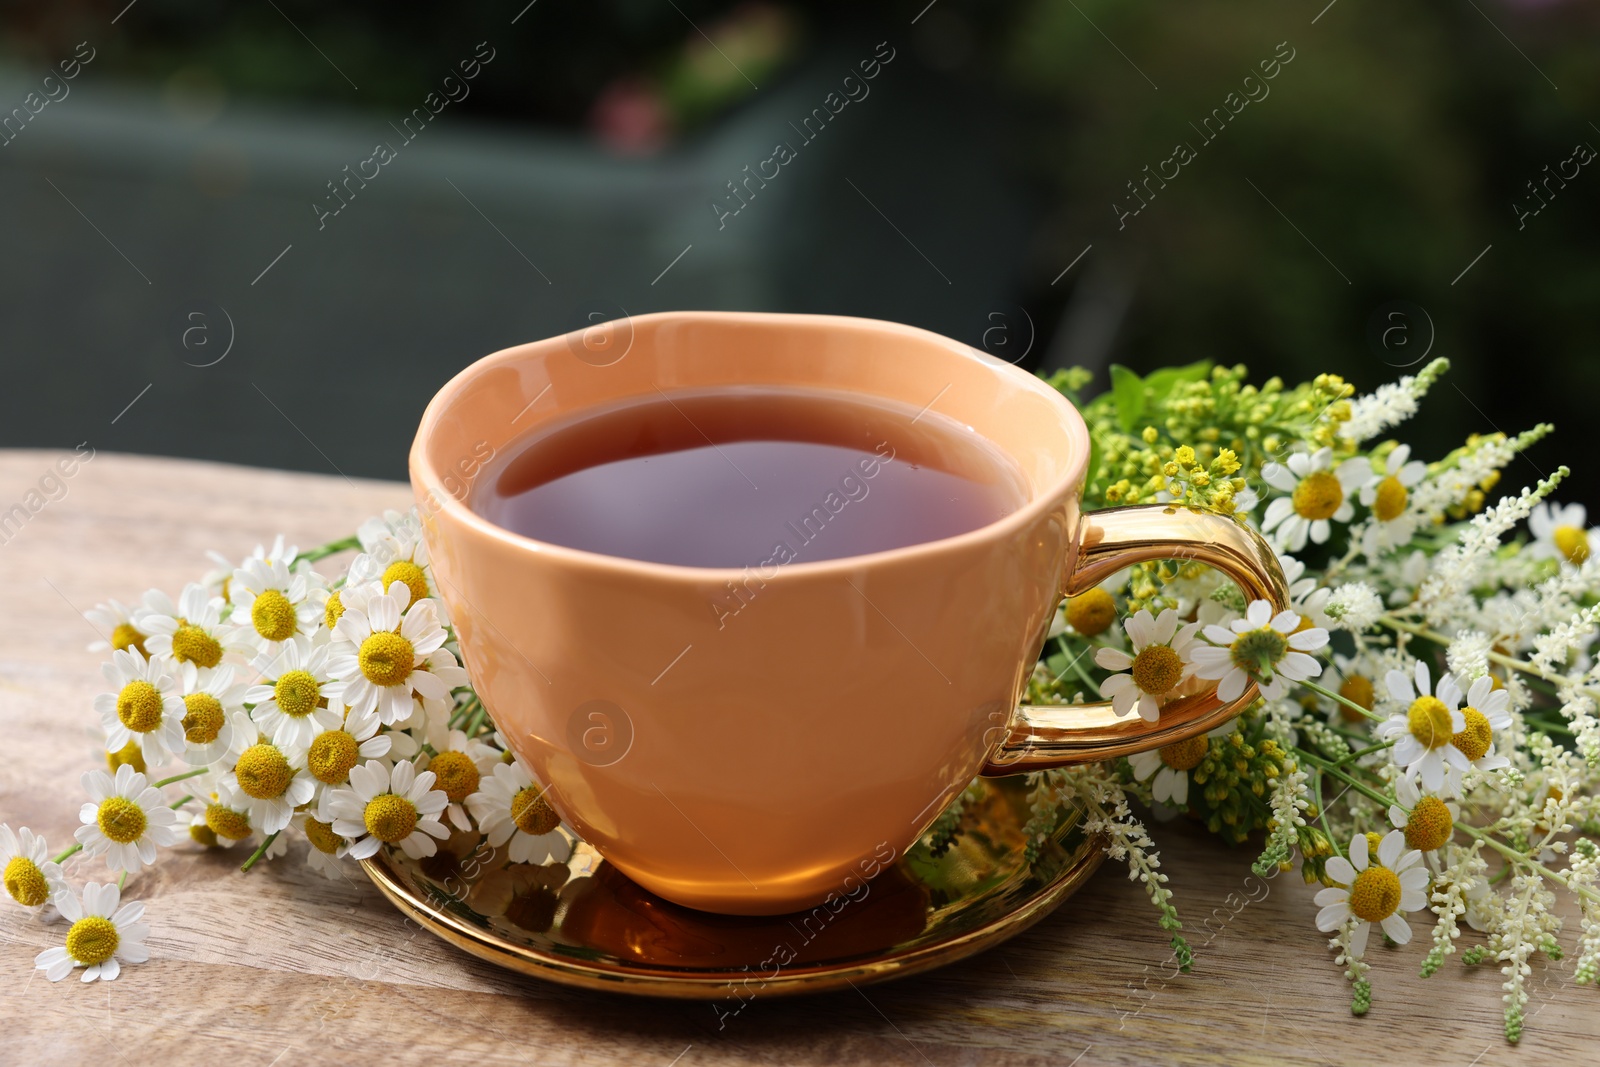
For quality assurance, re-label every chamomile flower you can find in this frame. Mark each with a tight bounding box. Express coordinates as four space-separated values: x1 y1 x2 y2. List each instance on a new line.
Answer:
1128 730 1217 806
200 549 238 602
1444 674 1514 778
1278 552 1332 629
35 882 149 982
1325 653 1378 727
301 700 394 791
230 554 327 654
221 741 315 835
174 662 251 766
1528 501 1596 567
1191 600 1328 702
137 583 231 669
465 761 569 865
1314 830 1429 956
1358 445 1427 557
75 764 182 872
1376 662 1471 793
84 597 151 655
94 649 186 768
1094 608 1200 722
294 810 349 880
1261 447 1373 552
469 861 570 931
187 810 228 850
329 582 466 725
419 730 501 830
1 824 68 920
1388 776 1459 855
326 758 450 860
245 640 340 750
351 512 441 613
202 780 255 845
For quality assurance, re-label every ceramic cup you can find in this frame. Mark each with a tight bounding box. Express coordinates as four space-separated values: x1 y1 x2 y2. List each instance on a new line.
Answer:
410 312 1288 915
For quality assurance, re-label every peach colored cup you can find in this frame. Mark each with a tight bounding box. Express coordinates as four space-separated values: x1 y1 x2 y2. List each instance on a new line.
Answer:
410 312 1288 915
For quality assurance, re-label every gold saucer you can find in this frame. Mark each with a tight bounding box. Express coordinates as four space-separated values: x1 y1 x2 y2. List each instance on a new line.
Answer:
360 775 1102 998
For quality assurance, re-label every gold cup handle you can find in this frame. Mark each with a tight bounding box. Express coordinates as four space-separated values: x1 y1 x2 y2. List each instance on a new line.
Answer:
981 504 1291 774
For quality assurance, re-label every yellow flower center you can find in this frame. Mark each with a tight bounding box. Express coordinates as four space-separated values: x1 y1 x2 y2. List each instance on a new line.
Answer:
1452 707 1493 762
182 693 225 744
65 915 119 966
429 751 480 803
235 743 292 799
106 740 146 774
359 631 415 687
251 589 299 642
274 670 321 719
324 590 345 631
4 856 50 907
220 576 232 604
1229 627 1288 676
205 803 250 841
1064 588 1116 636
303 816 344 856
1130 644 1184 695
111 623 147 655
307 730 361 785
171 623 223 668
189 821 219 847
1372 475 1408 522
1292 470 1344 521
510 786 560 836
1364 830 1384 857
1158 734 1209 771
1404 796 1454 852
1338 674 1374 724
116 680 165 734
1407 696 1455 750
97 795 148 844
382 560 430 607
1347 865 1403 923
1553 525 1590 565
364 794 419 843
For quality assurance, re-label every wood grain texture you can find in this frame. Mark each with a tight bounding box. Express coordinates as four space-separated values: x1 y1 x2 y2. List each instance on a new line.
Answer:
0 449 1592 1066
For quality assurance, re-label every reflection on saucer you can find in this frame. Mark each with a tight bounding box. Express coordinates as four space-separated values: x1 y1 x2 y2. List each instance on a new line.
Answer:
559 862 931 968
362 775 1100 997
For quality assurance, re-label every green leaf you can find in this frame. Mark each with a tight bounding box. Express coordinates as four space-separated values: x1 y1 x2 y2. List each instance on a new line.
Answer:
1142 359 1213 406
1109 364 1144 433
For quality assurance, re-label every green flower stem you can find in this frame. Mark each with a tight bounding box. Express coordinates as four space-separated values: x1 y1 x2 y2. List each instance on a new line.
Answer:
51 843 82 864
449 694 481 731
1050 635 1102 692
170 794 194 810
1308 762 1342 859
152 767 209 789
240 832 279 873
1380 616 1575 690
1336 740 1397 766
1458 823 1600 906
1300 680 1385 723
1295 750 1392 808
117 870 127 890
298 535 361 564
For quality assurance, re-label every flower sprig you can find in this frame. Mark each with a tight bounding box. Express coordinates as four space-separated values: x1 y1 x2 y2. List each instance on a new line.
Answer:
1025 355 1600 1042
4 511 572 982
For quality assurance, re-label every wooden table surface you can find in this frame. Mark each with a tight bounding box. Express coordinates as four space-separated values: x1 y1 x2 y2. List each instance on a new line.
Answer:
0 449 1592 1066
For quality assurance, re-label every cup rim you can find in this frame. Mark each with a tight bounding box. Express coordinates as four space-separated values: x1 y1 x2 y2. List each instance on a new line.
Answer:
410 311 1090 582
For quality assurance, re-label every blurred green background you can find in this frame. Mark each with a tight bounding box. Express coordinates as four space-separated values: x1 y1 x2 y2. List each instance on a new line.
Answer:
0 0 1591 499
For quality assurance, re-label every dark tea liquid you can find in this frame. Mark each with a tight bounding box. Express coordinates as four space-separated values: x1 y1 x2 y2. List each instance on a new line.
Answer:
475 387 1028 568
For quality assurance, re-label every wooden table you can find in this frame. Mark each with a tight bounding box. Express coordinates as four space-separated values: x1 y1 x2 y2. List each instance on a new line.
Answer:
0 450 1591 1066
